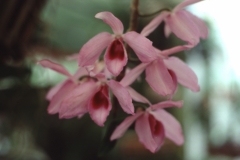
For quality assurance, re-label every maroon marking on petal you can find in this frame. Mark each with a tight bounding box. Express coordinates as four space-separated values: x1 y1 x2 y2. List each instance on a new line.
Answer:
168 69 175 79
168 69 178 91
108 39 125 60
149 114 163 136
91 87 109 109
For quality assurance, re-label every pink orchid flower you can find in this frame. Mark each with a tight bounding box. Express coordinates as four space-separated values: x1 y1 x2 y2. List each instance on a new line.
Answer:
78 11 158 76
110 100 184 153
141 0 208 47
38 59 96 119
88 77 135 126
157 48 200 92
59 68 135 126
38 59 107 120
120 46 199 97
39 59 135 126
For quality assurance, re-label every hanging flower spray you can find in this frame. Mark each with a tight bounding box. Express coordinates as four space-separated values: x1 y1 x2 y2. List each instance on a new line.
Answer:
38 0 208 154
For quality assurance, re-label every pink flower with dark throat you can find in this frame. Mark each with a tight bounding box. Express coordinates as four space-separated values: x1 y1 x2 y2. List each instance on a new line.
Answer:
78 11 158 76
141 0 208 47
38 59 135 126
120 45 200 97
110 100 184 153
56 67 135 126
37 59 91 117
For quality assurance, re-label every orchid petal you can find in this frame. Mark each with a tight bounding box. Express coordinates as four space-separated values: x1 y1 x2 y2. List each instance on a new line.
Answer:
148 114 165 151
164 23 171 37
72 67 88 80
150 109 184 145
46 80 67 101
88 85 111 126
165 11 199 46
78 32 113 67
173 0 203 12
85 61 106 77
123 31 158 62
48 80 75 114
146 59 175 96
38 59 72 78
186 12 208 39
135 112 159 153
127 87 151 105
105 39 127 76
158 45 189 57
164 57 200 92
120 63 149 87
110 112 143 140
59 81 99 119
107 80 134 114
168 69 178 97
95 11 124 35
141 11 170 37
86 61 106 77
77 113 85 119
151 100 183 110
66 53 79 61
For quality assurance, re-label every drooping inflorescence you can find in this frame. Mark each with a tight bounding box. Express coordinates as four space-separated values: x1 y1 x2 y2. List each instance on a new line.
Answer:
38 0 208 153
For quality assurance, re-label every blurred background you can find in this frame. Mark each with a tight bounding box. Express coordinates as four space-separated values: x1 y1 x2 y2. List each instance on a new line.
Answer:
0 0 239 160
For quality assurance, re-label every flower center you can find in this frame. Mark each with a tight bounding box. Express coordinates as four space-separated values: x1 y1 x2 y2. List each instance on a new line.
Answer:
108 39 125 60
92 85 109 109
148 114 162 136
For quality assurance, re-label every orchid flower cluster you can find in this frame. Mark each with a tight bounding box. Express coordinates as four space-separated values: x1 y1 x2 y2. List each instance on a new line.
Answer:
38 0 208 153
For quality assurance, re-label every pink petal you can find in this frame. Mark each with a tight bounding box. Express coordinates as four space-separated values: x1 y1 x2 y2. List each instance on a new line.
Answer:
47 80 75 114
88 85 111 126
141 11 170 37
95 11 124 35
123 31 158 62
168 69 178 97
78 32 113 67
145 59 175 96
150 109 184 145
164 57 200 92
72 67 88 80
165 11 200 46
110 111 143 140
151 100 183 110
148 114 165 151
158 45 190 56
107 80 134 114
173 0 203 12
104 38 127 76
164 23 171 37
66 53 79 60
59 81 99 119
77 113 85 119
86 61 106 77
46 80 67 101
126 87 151 105
120 63 149 87
186 11 208 39
38 59 72 78
135 112 160 153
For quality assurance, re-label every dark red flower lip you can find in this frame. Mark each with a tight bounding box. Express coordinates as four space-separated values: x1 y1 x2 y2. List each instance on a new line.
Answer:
108 38 125 60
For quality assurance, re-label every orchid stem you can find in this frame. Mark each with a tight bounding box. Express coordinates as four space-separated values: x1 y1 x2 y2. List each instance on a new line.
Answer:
128 0 139 32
